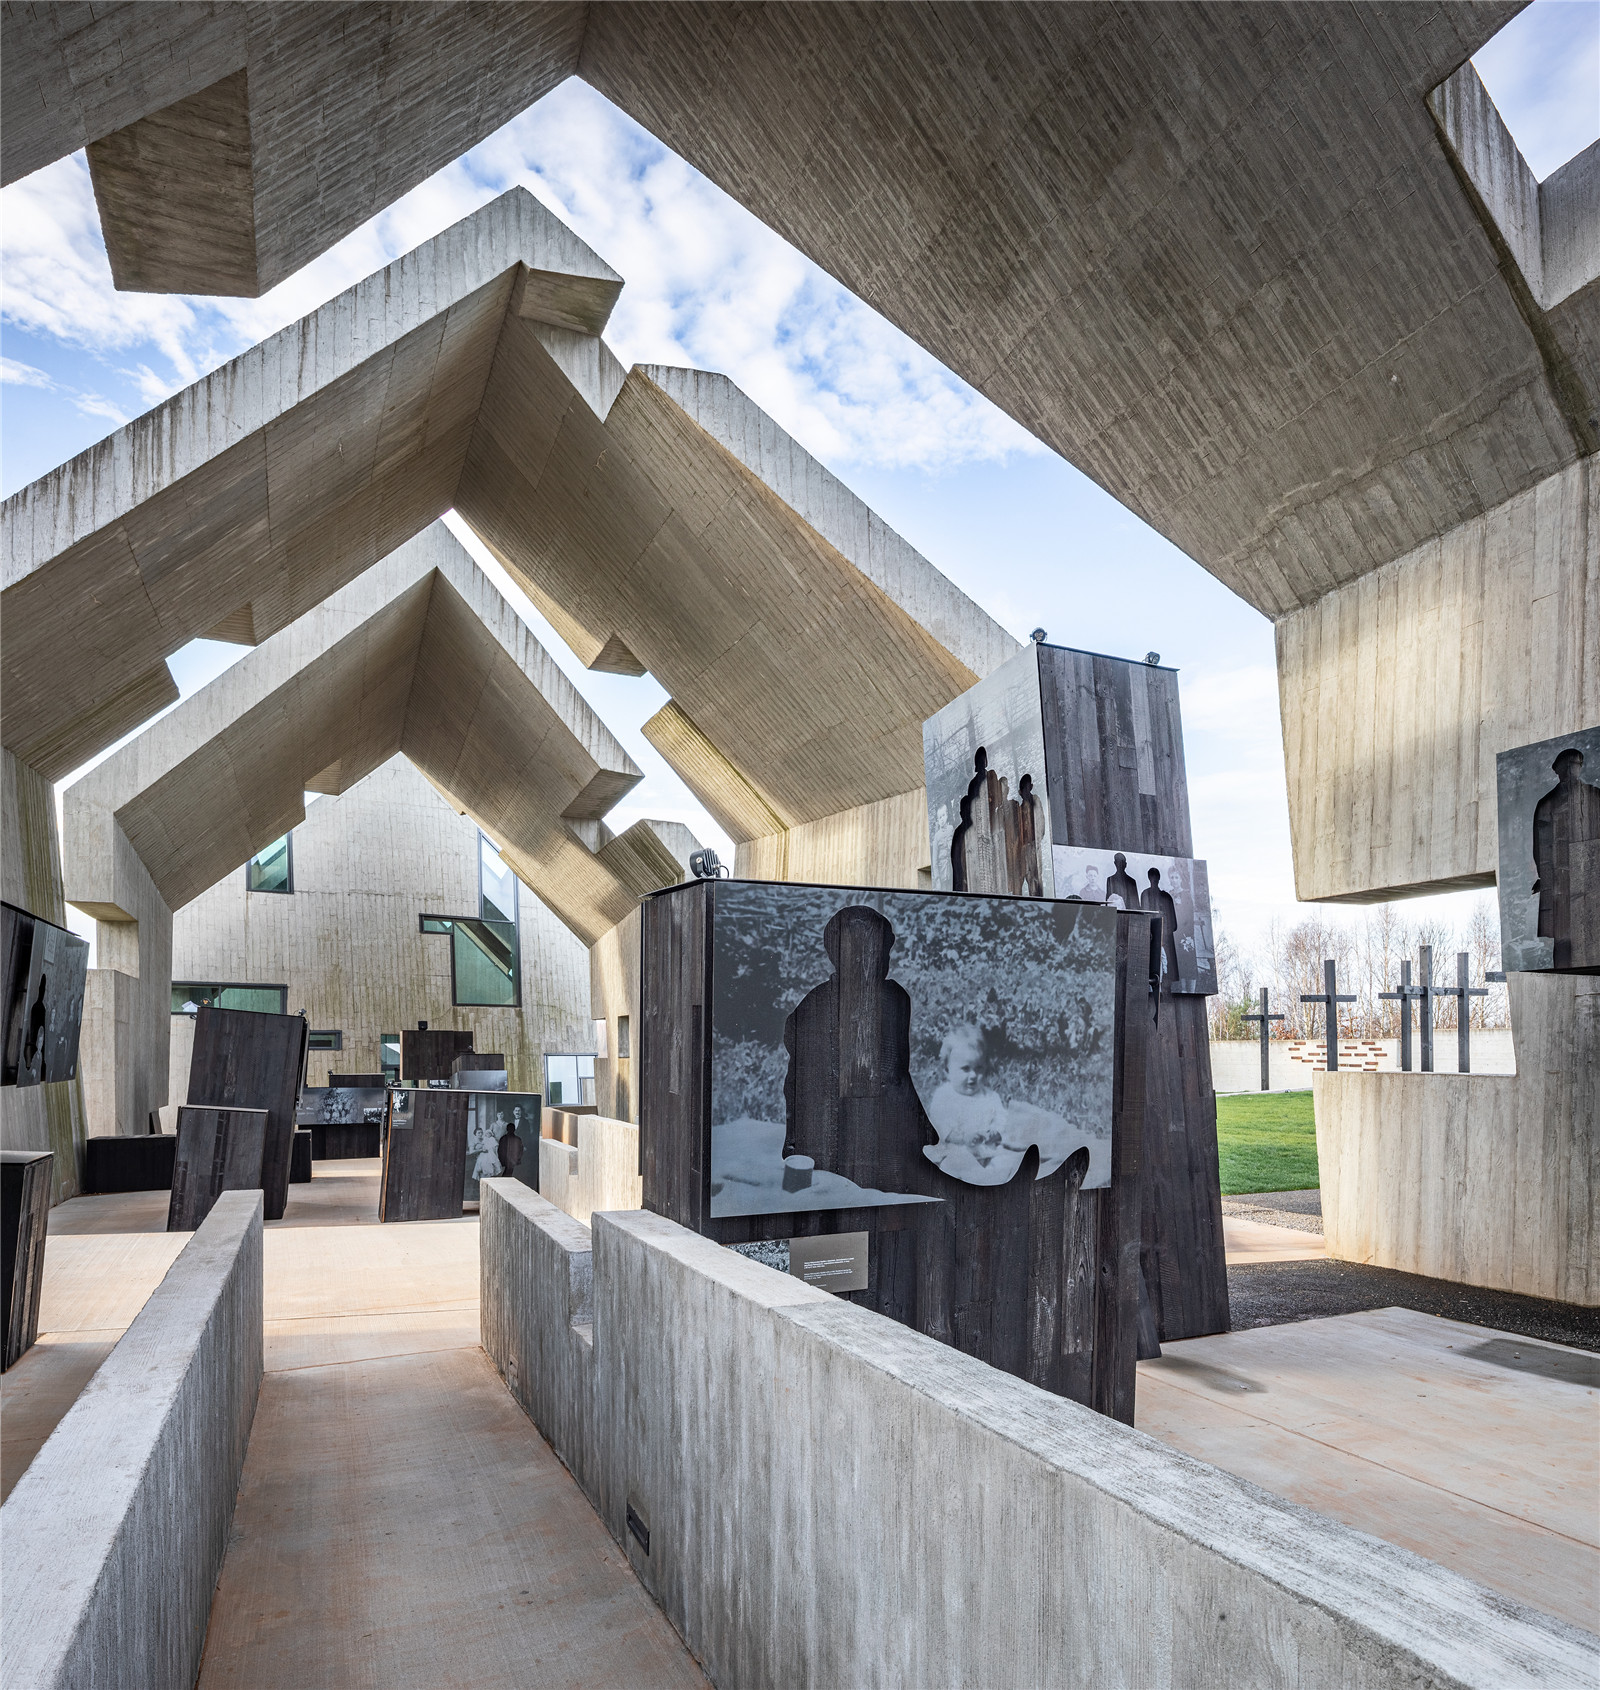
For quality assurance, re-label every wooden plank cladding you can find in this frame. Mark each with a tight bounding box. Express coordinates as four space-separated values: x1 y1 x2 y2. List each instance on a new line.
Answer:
641 878 1152 1422
185 1005 308 1222
2 1150 52 1371
380 1090 469 1223
167 1106 268 1232
923 640 1228 1342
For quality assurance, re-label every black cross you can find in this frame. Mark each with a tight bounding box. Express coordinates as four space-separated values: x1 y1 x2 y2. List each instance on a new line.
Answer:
1378 960 1425 1072
1300 959 1356 1070
1414 944 1442 1072
1242 987 1283 1092
1445 951 1489 1074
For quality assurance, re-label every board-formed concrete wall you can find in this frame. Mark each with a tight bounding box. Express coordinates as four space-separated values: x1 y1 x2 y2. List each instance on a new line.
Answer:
1 1190 263 1690
479 1184 1593 1689
536 1112 642 1226
1315 974 1598 1306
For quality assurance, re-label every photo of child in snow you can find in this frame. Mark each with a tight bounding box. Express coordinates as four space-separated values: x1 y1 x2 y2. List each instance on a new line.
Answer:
709 883 1117 1216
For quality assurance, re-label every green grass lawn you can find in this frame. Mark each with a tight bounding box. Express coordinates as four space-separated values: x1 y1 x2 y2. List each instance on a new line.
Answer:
1215 1090 1319 1195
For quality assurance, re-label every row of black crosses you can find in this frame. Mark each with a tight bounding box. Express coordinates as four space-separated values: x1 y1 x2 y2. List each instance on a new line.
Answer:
1243 946 1497 1087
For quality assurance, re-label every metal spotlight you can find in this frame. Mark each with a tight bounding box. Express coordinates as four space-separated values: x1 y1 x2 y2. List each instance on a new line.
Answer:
689 847 729 880
1145 651 1161 666
1030 627 1048 644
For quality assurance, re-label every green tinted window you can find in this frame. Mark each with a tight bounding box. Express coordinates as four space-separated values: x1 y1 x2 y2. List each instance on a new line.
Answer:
172 982 288 1016
480 834 518 924
246 834 293 893
451 917 518 1007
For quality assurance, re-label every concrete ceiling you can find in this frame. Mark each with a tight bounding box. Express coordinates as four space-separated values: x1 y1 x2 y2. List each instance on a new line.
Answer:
61 523 695 945
6 3 1594 621
5 188 1014 835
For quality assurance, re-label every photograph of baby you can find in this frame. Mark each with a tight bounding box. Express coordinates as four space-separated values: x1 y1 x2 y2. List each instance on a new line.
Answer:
709 883 1118 1217
1050 845 1217 995
462 1092 538 1201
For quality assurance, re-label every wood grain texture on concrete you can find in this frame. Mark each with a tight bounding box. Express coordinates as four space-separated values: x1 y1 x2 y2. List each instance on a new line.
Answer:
1136 1307 1600 1632
1315 973 1599 1307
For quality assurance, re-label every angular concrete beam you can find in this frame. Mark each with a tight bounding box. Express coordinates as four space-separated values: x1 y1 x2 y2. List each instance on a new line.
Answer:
1 1 587 294
1 187 620 775
63 523 675 945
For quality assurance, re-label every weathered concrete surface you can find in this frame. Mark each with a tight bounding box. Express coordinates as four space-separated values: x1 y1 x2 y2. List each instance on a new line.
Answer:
1 1190 263 1690
1315 975 1600 1307
1136 1307 1600 1632
534 1114 642 1226
480 1190 1595 1687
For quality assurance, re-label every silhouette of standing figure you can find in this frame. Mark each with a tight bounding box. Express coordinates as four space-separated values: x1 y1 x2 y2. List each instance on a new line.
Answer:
1532 747 1600 970
1141 869 1182 989
782 906 934 1190
1015 775 1043 897
25 972 49 1081
1105 852 1140 912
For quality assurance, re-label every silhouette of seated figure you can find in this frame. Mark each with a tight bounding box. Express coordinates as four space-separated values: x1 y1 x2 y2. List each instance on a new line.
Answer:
783 906 933 1190
1141 868 1181 988
1533 747 1600 970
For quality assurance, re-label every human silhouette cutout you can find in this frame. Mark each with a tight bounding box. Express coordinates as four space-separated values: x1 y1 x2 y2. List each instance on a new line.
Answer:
782 906 934 1189
1141 869 1182 988
497 1124 523 1178
952 748 1043 897
25 972 49 1081
1015 774 1043 896
1532 747 1600 969
1105 852 1140 912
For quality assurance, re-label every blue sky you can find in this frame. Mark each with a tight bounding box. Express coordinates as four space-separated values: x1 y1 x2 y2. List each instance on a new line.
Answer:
3 1 1594 964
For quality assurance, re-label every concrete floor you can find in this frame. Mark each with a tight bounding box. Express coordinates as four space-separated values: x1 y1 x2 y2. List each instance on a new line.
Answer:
1137 1306 1600 1631
1221 1213 1327 1265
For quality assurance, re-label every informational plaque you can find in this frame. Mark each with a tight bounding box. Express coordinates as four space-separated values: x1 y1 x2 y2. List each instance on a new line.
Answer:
788 1231 869 1292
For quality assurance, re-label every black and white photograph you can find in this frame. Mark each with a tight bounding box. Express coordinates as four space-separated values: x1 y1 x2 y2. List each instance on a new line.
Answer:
463 1092 539 1201
295 1086 388 1128
1497 726 1600 974
1 901 89 1088
922 644 1055 898
1050 845 1217 994
709 881 1118 1218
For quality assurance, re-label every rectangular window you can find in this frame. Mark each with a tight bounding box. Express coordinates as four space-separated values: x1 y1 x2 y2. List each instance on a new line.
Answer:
419 915 453 934
544 1053 596 1107
380 1034 401 1082
451 917 519 1007
307 1028 342 1051
172 982 288 1016
246 833 293 893
616 1015 631 1059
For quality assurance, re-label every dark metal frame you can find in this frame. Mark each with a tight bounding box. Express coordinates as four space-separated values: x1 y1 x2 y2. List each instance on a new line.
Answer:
244 831 294 894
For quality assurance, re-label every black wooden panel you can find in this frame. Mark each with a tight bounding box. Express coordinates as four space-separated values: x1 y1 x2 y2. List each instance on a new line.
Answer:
328 1072 386 1088
401 1029 475 1083
452 1052 505 1074
311 1122 381 1160
2 1150 52 1371
290 1131 313 1183
641 880 1149 1422
1037 643 1226 1340
167 1105 268 1231
380 1091 468 1222
86 1133 177 1193
187 1005 308 1222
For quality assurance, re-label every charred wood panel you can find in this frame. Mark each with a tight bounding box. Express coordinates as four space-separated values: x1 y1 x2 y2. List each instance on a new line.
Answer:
1 1150 52 1371
380 1090 468 1222
401 1029 476 1083
186 1006 308 1222
167 1106 268 1232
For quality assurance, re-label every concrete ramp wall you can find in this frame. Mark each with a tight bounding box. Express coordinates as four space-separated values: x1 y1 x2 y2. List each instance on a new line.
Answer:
538 1110 642 1225
1 1191 263 1689
479 1182 1592 1689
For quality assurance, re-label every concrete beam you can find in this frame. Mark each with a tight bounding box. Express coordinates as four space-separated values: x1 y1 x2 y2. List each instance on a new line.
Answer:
1 1190 263 1690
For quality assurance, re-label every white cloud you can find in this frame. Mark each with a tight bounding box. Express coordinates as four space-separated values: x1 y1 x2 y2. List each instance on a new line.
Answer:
1473 0 1600 179
1 355 54 387
71 392 131 426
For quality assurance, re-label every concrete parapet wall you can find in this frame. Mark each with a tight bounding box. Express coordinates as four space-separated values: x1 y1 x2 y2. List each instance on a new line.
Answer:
1 1190 263 1688
1209 1032 1517 1093
1315 976 1598 1306
480 1180 596 1501
538 1112 642 1226
480 1192 1594 1687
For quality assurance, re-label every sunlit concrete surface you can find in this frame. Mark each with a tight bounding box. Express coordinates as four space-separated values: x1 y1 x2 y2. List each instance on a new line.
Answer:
1223 1213 1328 1265
1136 1307 1600 1632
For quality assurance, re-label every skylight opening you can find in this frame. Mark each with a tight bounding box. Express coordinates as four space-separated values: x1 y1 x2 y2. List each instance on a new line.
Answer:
1471 0 1600 181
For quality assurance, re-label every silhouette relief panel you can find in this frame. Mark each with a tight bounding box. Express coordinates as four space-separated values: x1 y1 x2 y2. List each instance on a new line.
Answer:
1051 846 1217 994
1 901 89 1088
708 881 1117 1217
1497 727 1600 974
923 644 1055 896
